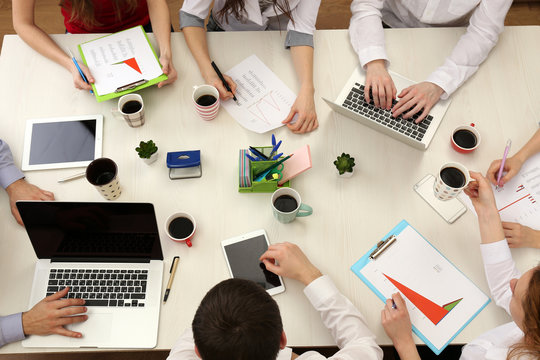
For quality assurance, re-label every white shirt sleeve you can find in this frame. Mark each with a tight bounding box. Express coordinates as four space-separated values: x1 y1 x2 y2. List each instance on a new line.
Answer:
297 275 383 360
425 0 512 98
166 328 199 360
479 239 521 314
349 0 388 68
286 0 321 36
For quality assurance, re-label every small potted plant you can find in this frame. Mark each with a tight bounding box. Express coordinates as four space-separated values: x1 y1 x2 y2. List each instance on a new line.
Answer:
334 153 355 177
136 140 158 164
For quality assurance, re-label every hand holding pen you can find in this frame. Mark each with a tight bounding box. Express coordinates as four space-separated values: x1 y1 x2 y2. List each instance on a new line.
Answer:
210 61 237 102
487 140 520 188
67 49 94 93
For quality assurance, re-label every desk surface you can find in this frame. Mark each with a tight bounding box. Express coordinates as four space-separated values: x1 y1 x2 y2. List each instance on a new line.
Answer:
1 27 539 353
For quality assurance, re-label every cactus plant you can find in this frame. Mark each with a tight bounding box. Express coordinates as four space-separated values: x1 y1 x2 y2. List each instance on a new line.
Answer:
334 153 355 175
136 140 158 159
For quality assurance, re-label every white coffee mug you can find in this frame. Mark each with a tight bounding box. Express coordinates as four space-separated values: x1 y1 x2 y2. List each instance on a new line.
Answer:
433 162 471 201
112 94 145 127
271 188 313 224
192 85 220 121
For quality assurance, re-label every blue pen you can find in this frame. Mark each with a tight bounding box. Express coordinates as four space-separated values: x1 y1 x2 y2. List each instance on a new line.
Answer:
269 140 282 159
245 153 258 162
68 49 93 94
272 153 283 160
272 134 277 146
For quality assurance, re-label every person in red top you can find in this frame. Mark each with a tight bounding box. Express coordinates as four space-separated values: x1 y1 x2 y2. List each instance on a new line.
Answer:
13 0 177 90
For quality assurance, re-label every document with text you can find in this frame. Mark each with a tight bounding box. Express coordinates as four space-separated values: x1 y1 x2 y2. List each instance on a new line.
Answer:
223 55 296 133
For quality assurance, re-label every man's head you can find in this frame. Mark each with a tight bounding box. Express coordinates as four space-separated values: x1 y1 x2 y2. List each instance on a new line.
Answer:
192 278 284 360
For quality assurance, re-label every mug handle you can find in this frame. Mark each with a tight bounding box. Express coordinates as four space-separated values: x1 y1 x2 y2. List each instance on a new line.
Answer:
185 239 192 247
111 108 123 118
296 203 313 217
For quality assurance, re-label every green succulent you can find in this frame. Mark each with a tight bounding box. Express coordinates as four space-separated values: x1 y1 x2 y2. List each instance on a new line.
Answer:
334 153 355 175
136 140 158 159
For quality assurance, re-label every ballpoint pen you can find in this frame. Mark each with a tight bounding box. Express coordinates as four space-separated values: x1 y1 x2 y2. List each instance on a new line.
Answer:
211 61 237 103
495 139 512 190
269 140 282 159
245 153 258 162
271 153 283 160
249 146 269 161
163 256 180 303
68 49 93 94
58 172 86 183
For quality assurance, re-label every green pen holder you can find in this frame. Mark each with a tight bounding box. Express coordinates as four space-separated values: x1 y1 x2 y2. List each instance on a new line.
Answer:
238 147 290 193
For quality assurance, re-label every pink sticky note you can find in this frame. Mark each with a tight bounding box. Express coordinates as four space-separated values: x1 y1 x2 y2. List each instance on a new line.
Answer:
278 145 312 185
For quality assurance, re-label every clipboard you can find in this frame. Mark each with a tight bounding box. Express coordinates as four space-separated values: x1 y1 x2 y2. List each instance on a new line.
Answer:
78 26 168 102
351 220 490 355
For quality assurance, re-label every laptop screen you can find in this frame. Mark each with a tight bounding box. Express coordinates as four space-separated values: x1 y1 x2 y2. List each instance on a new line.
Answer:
17 201 163 260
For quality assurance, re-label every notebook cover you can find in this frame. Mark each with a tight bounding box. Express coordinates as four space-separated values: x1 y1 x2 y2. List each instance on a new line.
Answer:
278 145 312 185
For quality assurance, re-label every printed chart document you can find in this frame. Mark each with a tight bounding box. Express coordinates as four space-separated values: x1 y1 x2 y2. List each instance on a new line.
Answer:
78 26 167 102
459 152 540 229
223 55 296 133
351 220 490 355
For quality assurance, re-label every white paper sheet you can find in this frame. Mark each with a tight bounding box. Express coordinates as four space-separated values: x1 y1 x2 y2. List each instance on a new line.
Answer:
79 27 163 96
223 55 296 133
459 152 540 229
360 226 490 350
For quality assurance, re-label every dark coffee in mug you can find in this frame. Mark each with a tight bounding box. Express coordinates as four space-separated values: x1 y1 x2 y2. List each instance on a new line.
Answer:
273 195 298 213
95 172 115 185
121 100 142 114
168 217 194 239
453 129 477 149
196 95 217 106
440 167 466 188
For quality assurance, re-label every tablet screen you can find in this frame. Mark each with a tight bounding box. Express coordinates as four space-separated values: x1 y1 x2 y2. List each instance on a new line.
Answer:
29 119 96 165
223 235 282 290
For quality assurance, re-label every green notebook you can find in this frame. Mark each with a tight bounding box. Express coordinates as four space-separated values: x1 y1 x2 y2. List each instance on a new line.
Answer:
78 25 168 102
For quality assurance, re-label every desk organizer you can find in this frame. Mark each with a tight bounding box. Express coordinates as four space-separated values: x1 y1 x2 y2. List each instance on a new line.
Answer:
238 147 290 193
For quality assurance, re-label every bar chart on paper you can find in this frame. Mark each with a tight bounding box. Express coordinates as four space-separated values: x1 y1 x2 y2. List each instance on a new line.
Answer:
459 152 540 229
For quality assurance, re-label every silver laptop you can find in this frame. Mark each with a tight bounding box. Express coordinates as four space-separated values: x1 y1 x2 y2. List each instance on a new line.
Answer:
323 66 451 150
17 201 164 348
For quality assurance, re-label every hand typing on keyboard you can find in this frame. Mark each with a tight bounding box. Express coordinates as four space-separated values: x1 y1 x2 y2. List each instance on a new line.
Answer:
21 287 87 338
392 82 444 124
365 60 396 110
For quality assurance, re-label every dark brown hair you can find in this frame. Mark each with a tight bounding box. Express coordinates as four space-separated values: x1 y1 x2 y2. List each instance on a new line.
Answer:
508 266 540 359
59 0 139 28
192 278 283 360
216 0 294 26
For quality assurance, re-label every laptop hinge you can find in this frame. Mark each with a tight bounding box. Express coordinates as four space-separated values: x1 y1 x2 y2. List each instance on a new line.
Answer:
50 257 151 263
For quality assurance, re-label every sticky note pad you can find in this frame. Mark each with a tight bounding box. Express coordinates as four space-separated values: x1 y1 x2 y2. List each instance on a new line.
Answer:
278 145 312 185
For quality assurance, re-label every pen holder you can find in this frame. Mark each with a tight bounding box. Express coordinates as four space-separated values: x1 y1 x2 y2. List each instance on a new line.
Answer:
238 147 290 193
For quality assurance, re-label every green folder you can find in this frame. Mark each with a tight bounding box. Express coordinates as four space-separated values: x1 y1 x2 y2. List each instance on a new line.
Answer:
78 25 168 102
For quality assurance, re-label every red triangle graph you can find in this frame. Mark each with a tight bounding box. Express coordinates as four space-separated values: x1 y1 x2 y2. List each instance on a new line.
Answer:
121 58 142 74
384 274 459 325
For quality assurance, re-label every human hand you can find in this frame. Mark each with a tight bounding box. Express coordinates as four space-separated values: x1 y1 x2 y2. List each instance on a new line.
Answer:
22 287 88 338
282 88 318 134
392 82 443 123
6 179 54 226
486 156 524 187
259 242 322 286
463 172 497 216
381 293 420 359
365 59 396 109
503 222 540 249
68 60 94 91
158 54 178 88
204 72 237 101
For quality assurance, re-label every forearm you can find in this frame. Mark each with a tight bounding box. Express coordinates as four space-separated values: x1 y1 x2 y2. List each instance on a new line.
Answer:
147 0 172 59
477 209 505 244
183 27 214 81
393 339 421 360
515 129 540 163
290 45 314 93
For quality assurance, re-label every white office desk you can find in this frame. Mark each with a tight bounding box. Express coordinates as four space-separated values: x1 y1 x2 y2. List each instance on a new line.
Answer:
0 27 539 354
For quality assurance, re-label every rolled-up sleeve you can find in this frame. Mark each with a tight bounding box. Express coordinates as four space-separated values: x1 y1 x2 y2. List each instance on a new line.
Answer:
425 0 512 98
0 313 25 348
179 0 212 29
285 0 321 48
349 0 388 68
0 139 24 189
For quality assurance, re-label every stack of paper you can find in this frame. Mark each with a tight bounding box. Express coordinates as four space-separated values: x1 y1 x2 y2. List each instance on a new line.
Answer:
239 149 252 188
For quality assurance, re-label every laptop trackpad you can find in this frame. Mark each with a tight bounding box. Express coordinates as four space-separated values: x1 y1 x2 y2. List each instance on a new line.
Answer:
69 313 112 345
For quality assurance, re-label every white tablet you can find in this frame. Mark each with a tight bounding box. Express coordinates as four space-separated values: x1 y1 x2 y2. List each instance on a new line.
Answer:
22 115 103 171
221 229 285 296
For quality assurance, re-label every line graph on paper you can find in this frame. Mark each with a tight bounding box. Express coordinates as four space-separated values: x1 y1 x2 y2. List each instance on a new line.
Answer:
246 90 292 127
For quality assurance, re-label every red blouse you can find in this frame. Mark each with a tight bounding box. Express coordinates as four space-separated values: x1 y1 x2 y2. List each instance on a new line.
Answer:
61 0 150 33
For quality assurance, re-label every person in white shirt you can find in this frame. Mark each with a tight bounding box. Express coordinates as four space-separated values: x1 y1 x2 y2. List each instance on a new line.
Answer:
180 0 321 134
349 0 512 123
486 129 540 249
380 171 540 360
166 242 383 360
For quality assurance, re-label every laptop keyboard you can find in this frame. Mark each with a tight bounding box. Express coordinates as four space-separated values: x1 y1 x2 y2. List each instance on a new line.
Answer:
342 83 433 142
47 268 148 307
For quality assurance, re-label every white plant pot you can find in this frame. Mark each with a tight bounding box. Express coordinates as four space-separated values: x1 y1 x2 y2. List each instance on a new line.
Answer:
143 152 158 165
337 168 354 178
